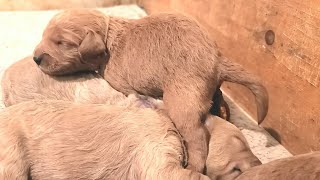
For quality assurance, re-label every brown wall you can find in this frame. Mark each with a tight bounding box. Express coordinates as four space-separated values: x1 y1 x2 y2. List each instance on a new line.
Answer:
141 0 320 155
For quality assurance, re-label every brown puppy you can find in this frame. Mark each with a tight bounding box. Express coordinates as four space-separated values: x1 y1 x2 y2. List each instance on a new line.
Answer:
205 116 261 180
1 56 160 109
33 9 269 172
0 100 210 180
2 56 229 119
236 152 320 180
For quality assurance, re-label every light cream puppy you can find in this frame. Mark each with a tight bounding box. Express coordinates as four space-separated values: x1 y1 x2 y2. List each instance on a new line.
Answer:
1 58 260 179
235 152 320 180
205 116 261 180
1 56 161 108
0 100 260 180
1 56 228 119
0 100 209 180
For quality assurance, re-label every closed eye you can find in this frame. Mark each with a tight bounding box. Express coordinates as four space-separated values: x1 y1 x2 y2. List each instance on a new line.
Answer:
56 40 77 49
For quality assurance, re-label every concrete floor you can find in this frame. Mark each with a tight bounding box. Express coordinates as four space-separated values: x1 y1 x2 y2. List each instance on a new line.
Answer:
0 5 292 163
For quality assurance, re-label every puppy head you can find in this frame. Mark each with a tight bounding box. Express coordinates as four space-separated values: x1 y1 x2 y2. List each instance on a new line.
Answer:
33 9 109 75
205 115 262 180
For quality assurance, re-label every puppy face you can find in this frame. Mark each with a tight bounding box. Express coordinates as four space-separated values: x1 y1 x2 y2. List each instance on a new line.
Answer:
33 9 108 75
205 115 261 180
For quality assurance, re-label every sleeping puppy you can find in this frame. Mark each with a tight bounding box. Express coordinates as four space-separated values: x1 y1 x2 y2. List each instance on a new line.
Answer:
33 9 269 172
205 116 261 180
1 56 161 109
1 58 261 179
2 56 229 119
0 100 259 180
235 152 320 180
0 100 209 180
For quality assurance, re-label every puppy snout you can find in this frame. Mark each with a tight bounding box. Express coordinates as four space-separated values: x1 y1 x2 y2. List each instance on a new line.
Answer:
33 56 43 65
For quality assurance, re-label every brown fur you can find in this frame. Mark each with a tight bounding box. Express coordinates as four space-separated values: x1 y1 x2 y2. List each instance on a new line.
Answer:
1 56 161 109
236 152 320 180
2 56 229 119
205 116 261 180
33 9 269 172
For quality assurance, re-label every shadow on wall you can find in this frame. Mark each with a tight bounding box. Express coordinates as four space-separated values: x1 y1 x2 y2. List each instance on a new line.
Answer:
0 0 142 11
264 128 282 146
223 94 283 148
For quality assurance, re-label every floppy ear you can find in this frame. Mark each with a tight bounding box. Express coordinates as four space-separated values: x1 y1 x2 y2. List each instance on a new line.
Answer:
78 30 108 66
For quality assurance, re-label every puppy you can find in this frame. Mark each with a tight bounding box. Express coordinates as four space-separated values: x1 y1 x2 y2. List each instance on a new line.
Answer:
236 152 320 180
33 9 269 172
1 56 160 109
0 99 260 180
0 100 209 180
2 56 230 119
205 116 261 180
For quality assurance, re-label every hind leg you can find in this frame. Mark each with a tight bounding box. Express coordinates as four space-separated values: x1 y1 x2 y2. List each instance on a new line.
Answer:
163 82 215 173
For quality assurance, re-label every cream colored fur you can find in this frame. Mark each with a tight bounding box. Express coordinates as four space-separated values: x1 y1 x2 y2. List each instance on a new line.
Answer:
205 117 261 180
0 100 209 179
1 57 260 179
0 100 261 180
1 56 161 109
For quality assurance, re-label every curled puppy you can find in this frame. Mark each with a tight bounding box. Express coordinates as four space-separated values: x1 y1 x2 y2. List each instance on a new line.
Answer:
33 9 269 172
1 56 161 109
235 152 320 180
2 56 230 119
205 116 261 180
0 100 212 180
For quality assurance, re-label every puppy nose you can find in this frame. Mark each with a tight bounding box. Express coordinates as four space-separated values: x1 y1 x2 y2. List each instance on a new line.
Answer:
33 56 42 65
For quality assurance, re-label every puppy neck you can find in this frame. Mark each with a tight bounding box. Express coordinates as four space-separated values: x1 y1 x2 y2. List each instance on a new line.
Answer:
106 17 131 51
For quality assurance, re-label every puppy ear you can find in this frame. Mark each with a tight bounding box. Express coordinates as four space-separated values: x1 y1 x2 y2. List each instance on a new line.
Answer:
79 30 107 66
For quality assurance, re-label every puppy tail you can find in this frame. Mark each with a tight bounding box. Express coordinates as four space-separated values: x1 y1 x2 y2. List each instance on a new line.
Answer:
218 57 269 124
